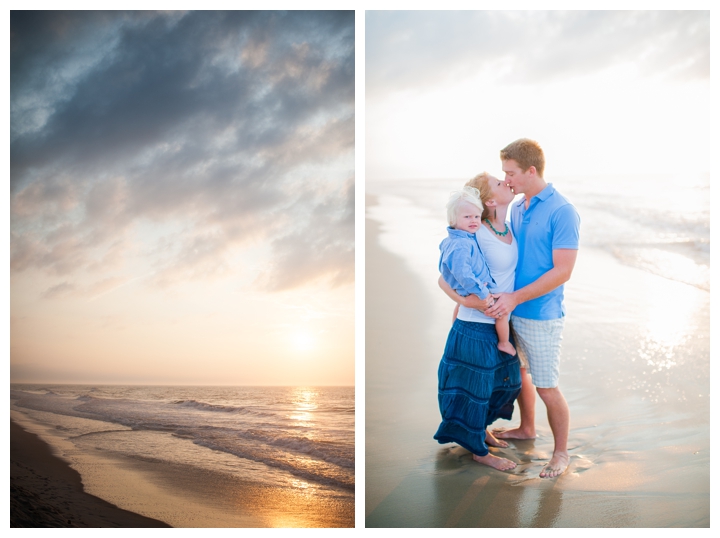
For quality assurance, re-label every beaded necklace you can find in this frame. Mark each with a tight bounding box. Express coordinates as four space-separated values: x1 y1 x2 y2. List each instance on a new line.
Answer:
484 218 509 236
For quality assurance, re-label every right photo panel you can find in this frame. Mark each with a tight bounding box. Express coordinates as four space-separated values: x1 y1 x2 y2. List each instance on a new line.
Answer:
365 10 710 528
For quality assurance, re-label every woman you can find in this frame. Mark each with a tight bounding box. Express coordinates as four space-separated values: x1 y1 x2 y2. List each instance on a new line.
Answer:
435 172 521 471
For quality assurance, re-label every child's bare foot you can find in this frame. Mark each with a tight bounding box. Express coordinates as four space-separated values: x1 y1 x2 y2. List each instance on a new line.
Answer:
485 429 508 448
472 453 517 471
498 341 516 356
492 426 536 440
539 452 570 478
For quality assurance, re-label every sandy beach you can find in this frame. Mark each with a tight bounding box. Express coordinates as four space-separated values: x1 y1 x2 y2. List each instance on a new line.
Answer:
10 386 354 528
10 420 170 528
365 189 710 528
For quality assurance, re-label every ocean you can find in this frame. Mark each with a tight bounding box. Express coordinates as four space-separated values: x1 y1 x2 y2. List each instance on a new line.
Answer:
365 173 710 526
10 384 354 527
367 173 710 293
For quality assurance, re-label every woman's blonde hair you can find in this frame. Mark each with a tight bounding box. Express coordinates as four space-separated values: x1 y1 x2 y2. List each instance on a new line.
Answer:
465 172 494 221
446 186 483 227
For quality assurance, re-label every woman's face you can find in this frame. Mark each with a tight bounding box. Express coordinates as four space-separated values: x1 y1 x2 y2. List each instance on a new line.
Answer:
487 175 515 205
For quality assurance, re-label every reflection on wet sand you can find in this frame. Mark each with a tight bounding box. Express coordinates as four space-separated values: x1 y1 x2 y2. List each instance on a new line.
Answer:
365 192 709 527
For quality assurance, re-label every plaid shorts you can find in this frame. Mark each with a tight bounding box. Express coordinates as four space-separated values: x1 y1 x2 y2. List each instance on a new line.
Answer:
510 316 565 388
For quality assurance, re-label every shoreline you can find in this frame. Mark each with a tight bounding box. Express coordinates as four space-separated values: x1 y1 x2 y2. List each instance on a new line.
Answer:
365 191 710 527
10 419 171 528
10 406 355 528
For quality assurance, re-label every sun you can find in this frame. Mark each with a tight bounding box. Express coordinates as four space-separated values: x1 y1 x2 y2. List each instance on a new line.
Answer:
290 331 316 354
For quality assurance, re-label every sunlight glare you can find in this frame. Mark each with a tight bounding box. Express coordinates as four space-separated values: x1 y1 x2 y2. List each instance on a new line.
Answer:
290 331 316 354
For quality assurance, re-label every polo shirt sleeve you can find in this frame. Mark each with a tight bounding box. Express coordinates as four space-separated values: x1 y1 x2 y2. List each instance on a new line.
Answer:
551 203 580 250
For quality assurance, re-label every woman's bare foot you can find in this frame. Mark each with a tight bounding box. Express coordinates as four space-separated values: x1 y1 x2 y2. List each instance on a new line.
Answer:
497 341 516 356
472 453 517 471
539 452 570 478
485 429 508 448
492 426 536 440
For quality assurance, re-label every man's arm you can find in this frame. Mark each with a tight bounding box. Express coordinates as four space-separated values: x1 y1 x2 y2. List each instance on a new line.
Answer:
438 276 494 311
485 249 578 318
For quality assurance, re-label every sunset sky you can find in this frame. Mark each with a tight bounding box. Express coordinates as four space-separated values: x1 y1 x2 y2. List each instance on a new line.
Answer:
366 10 710 180
10 11 355 386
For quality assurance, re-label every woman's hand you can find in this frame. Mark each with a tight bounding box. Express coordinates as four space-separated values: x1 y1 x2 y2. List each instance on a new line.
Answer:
463 293 494 312
438 276 494 311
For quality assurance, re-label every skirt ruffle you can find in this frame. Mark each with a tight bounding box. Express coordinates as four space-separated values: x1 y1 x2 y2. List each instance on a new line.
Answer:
433 319 521 456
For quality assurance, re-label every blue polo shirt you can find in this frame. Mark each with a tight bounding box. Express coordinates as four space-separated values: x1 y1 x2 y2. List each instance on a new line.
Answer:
510 183 580 320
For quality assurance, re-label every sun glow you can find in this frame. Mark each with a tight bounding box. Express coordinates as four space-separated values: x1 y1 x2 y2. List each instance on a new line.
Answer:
290 331 316 354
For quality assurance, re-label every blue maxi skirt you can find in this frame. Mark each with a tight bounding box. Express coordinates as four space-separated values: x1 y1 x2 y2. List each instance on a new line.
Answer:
433 319 522 456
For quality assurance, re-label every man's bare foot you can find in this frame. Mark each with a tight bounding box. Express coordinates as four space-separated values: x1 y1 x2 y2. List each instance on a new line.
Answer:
498 341 516 356
492 427 536 440
539 452 570 478
485 429 508 448
472 453 517 471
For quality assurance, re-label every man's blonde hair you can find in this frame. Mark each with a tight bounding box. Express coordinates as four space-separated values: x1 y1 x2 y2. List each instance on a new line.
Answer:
500 138 545 178
465 172 494 221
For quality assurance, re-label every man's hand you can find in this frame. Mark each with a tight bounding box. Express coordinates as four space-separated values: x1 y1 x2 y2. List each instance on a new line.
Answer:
485 249 578 318
485 292 518 318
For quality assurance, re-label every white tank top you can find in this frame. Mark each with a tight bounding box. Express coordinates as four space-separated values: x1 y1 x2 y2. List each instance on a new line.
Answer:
457 224 518 324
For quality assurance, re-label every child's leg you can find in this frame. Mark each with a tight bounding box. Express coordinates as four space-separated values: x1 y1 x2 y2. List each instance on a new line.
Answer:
495 315 516 356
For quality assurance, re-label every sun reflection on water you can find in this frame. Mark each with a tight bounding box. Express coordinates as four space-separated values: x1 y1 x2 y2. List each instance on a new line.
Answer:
623 246 710 293
636 278 698 373
289 388 318 424
290 412 313 424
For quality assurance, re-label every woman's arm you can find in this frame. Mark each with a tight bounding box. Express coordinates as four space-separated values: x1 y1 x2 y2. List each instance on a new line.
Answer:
438 276 494 311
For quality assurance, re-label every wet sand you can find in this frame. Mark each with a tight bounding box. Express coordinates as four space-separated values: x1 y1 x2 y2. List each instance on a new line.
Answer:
10 413 354 528
10 420 170 528
365 193 710 528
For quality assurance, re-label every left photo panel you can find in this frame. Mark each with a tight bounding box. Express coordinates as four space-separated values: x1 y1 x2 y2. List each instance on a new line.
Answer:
10 10 355 528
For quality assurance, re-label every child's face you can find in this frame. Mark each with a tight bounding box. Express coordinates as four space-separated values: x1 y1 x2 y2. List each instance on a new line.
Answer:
454 201 482 234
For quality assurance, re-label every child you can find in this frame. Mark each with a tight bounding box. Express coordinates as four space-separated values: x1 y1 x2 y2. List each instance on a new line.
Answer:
439 186 516 356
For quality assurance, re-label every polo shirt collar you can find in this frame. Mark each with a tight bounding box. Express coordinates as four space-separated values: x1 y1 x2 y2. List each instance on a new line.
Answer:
515 183 555 209
535 183 555 201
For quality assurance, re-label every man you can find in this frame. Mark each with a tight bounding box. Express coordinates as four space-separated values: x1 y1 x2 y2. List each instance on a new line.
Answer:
439 139 579 477
485 138 580 478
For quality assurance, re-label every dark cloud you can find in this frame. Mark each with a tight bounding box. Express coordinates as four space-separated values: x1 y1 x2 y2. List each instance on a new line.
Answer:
11 10 355 292
366 10 709 96
41 281 76 300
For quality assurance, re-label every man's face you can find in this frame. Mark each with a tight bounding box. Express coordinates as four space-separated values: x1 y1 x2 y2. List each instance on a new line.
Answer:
502 159 532 195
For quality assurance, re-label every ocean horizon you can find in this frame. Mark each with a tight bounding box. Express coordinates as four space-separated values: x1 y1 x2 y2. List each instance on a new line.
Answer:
367 172 709 294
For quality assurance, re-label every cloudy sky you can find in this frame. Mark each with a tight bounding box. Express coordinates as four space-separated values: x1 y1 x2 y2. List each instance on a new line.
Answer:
366 10 710 180
10 11 355 385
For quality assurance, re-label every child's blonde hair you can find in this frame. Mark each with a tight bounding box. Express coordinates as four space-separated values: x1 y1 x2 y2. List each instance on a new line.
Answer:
446 186 483 227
